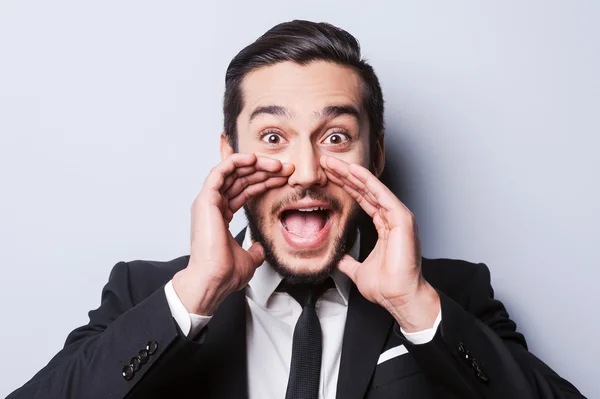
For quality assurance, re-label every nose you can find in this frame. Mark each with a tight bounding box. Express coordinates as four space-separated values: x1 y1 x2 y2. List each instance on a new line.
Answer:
286 141 327 189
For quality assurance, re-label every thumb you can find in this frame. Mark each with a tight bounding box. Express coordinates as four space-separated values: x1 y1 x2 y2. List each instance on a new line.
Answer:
246 241 265 268
337 254 360 283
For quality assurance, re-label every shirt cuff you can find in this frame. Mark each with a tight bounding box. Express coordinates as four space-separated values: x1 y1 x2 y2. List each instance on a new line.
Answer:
400 309 442 345
164 280 212 337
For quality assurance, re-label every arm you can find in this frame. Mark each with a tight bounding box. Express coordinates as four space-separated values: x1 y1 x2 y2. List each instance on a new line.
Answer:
8 153 291 399
7 261 203 399
319 155 584 398
401 263 584 398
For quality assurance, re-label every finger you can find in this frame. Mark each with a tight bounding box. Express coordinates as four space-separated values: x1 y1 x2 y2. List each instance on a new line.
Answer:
228 176 289 213
324 169 345 186
222 158 293 193
246 241 265 268
326 167 400 233
346 164 404 212
254 155 288 171
325 169 379 210
322 156 380 205
203 153 258 193
321 156 370 198
322 155 403 213
221 165 257 193
224 169 290 200
212 195 234 223
205 154 285 194
224 163 293 199
223 204 234 224
325 167 359 190
325 171 379 217
337 254 361 283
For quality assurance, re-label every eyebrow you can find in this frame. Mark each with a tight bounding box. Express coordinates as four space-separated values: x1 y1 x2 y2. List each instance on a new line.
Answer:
249 105 293 123
248 104 361 123
317 105 361 122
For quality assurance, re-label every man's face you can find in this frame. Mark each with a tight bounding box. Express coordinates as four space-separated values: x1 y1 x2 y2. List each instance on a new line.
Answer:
225 61 373 283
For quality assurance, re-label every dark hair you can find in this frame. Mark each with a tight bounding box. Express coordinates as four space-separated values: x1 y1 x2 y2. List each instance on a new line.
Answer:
223 20 384 153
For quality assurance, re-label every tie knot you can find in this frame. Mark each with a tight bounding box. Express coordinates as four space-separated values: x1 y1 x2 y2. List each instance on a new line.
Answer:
277 278 335 308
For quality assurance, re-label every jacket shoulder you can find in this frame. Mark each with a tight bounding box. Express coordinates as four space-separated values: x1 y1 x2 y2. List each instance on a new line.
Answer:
122 255 190 303
422 257 492 307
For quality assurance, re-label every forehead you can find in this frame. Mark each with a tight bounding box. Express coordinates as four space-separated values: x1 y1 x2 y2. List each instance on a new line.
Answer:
239 61 363 118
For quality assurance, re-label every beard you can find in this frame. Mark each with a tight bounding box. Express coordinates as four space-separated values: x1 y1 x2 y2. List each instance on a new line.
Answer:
244 187 361 285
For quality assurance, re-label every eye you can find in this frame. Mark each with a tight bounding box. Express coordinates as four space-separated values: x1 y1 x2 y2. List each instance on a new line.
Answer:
322 131 350 145
260 131 286 146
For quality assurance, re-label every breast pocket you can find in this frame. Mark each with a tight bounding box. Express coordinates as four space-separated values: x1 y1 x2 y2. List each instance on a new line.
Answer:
370 349 422 389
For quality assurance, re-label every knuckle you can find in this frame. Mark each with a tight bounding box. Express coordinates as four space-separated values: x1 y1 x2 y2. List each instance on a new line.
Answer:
404 212 416 225
192 196 207 211
191 193 203 209
240 189 251 201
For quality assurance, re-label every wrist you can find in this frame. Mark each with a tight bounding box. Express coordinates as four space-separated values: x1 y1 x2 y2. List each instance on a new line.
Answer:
387 280 440 333
172 269 226 316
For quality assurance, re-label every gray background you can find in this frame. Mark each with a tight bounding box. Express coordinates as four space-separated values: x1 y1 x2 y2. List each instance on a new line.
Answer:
0 0 598 397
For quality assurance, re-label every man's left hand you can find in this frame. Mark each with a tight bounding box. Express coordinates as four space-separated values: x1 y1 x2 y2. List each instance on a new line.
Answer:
321 155 440 333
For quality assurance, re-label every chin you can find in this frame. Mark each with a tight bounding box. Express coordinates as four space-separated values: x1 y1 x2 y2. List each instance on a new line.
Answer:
261 219 346 284
266 242 341 285
273 235 339 273
245 188 360 284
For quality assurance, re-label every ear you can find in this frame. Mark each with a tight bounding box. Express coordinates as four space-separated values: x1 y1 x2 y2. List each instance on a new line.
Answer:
220 133 234 161
372 133 385 177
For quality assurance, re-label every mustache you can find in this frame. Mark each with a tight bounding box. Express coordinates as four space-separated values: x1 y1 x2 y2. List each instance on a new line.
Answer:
270 188 343 217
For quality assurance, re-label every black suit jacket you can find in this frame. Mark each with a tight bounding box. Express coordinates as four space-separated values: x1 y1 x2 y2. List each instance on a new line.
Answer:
8 228 584 399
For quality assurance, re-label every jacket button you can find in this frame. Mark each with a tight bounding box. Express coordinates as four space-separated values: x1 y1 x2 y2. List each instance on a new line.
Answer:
122 364 135 381
458 342 465 354
130 356 142 372
470 358 489 383
146 340 158 355
138 349 149 364
476 369 489 383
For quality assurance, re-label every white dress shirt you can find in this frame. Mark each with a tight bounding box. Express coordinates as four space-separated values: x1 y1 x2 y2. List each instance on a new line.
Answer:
164 229 442 399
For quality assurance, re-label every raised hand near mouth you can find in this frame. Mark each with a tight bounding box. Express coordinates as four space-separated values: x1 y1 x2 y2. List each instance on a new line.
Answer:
320 155 440 332
173 153 294 316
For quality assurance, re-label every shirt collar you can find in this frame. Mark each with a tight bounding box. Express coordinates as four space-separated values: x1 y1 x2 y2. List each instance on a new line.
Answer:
245 228 359 307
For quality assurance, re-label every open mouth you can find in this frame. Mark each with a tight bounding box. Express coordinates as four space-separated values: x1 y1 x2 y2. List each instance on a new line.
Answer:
277 201 335 249
280 207 332 238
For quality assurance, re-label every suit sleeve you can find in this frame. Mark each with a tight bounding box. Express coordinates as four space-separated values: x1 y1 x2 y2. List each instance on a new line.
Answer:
399 263 585 399
6 261 203 399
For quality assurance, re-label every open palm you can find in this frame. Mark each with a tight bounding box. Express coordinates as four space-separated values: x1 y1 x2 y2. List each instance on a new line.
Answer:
321 155 426 313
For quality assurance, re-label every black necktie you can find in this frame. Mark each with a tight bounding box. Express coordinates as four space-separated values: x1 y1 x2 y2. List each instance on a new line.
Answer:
279 278 335 399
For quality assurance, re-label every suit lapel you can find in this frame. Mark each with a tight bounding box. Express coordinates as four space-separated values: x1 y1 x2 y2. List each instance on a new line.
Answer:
197 230 248 398
336 223 394 399
205 226 393 398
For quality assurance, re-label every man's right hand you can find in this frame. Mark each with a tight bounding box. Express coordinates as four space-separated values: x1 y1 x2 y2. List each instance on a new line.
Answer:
172 153 294 316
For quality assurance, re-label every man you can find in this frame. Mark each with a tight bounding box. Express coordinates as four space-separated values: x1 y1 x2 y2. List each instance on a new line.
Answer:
8 20 583 399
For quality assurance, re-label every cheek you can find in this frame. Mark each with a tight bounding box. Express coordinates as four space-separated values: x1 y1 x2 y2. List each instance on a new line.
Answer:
329 185 356 212
330 146 370 169
250 187 284 223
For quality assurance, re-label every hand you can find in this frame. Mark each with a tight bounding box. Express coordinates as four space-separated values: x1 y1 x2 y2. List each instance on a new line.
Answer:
173 153 294 315
321 155 440 332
